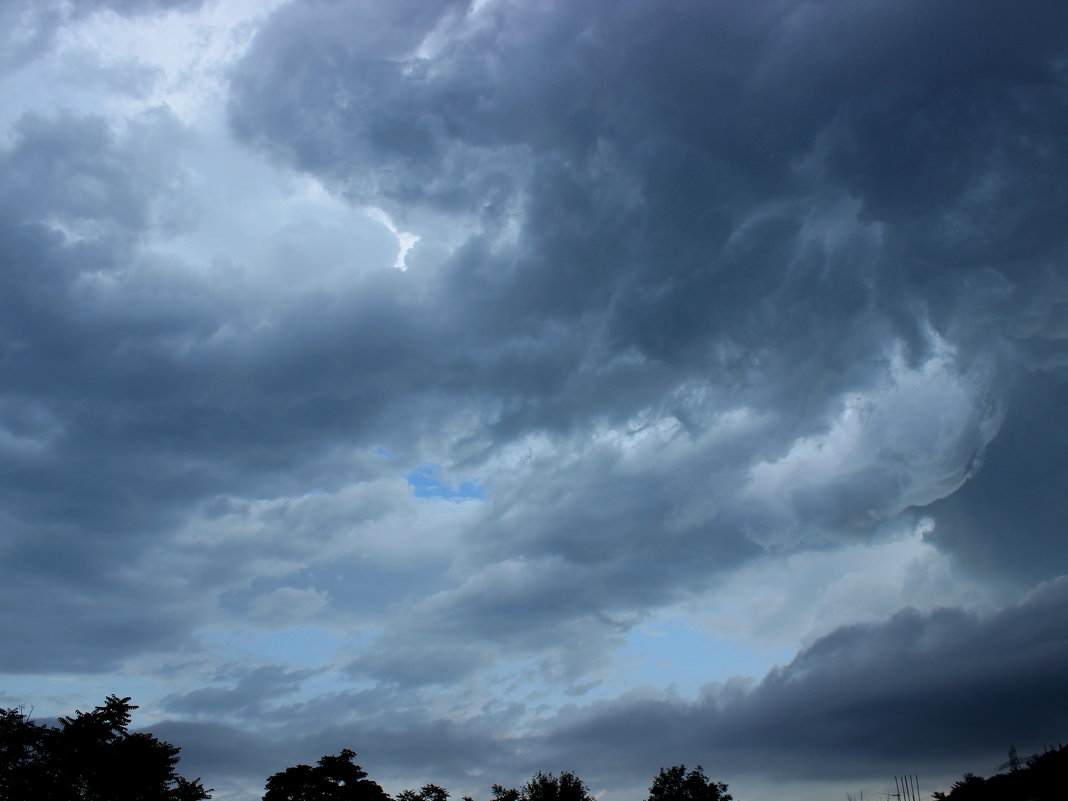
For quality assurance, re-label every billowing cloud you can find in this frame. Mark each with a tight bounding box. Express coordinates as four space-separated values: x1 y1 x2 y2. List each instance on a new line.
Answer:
2 1 1067 799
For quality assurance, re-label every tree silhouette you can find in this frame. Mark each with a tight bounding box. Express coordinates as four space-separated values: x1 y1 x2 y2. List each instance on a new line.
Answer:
932 743 1068 801
491 785 520 801
398 784 450 801
263 749 391 801
647 765 732 801
521 771 591 801
0 695 210 801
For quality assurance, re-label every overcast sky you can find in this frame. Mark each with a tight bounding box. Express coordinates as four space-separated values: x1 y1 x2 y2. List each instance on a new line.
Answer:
2 1 1067 800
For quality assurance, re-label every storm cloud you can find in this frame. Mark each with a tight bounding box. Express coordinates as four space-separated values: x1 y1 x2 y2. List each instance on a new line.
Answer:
2 1 1067 800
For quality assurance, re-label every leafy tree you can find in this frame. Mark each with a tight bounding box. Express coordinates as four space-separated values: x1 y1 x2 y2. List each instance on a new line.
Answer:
491 784 520 801
521 771 591 801
0 695 211 801
263 749 391 801
647 765 732 801
419 784 450 801
397 784 450 801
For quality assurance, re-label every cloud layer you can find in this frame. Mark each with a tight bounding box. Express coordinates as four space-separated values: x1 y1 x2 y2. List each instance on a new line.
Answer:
2 1 1067 799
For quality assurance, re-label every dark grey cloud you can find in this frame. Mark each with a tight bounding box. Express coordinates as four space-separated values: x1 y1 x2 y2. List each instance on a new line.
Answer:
152 686 523 799
143 576 1068 799
0 110 212 670
3 1 1068 797
228 0 1068 578
926 369 1068 582
0 110 189 235
147 719 288 798
0 0 1060 665
531 575 1068 788
0 109 426 670
1 0 1065 677
162 664 316 718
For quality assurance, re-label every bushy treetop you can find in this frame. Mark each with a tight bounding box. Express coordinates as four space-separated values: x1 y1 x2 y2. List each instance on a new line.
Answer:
0 694 211 801
264 748 392 801
647 765 732 801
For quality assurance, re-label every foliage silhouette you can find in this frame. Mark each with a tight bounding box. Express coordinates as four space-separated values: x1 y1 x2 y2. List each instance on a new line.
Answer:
647 765 732 801
490 785 520 801
263 748 391 801
0 694 210 801
397 783 450 801
520 771 592 801
932 743 1068 801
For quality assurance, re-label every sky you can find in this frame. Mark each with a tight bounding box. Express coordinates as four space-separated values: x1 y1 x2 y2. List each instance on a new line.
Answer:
1 1 1067 799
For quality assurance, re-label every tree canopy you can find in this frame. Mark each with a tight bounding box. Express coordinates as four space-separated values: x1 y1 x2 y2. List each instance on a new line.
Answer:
520 771 592 801
263 748 392 801
931 744 1068 801
1 693 742 801
397 783 451 801
0 695 211 801
647 765 732 801
13 691 1068 801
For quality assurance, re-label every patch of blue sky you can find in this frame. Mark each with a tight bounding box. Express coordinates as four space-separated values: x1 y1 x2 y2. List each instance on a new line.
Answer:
406 463 484 500
613 620 794 697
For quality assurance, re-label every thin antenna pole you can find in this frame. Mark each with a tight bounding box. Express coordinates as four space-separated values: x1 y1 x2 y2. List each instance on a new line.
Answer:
895 775 902 801
913 775 920 801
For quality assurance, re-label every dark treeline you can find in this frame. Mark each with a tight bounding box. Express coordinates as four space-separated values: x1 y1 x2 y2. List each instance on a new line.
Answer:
0 696 730 801
0 695 210 800
2 696 1065 801
930 743 1068 801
